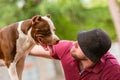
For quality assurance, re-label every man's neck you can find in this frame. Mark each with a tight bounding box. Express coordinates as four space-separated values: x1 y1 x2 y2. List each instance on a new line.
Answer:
79 59 95 71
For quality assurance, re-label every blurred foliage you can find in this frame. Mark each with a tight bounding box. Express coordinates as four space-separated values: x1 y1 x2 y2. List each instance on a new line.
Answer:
0 0 118 41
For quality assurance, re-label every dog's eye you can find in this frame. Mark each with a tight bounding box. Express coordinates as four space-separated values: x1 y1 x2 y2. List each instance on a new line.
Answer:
37 30 51 37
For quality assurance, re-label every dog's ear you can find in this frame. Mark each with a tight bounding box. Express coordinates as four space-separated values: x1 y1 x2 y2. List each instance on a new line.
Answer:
47 14 51 18
32 15 42 25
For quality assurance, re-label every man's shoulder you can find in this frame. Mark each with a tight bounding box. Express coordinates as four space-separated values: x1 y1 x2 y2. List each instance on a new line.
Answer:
102 52 120 65
99 53 120 79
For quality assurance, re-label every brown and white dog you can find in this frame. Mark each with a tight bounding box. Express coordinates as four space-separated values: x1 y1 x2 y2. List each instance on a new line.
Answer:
0 14 59 80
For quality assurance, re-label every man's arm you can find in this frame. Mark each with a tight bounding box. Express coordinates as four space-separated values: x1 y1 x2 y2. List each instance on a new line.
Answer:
30 45 53 59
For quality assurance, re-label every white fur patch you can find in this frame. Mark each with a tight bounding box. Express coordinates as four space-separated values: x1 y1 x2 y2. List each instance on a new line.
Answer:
6 21 35 80
8 63 19 80
42 16 55 30
0 59 5 66
42 16 59 42
42 16 56 36
15 21 34 62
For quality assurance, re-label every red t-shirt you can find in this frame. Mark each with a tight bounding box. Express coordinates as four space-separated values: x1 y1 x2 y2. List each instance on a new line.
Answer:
51 40 120 80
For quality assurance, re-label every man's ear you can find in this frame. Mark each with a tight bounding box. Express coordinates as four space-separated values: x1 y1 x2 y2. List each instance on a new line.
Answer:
32 15 42 25
47 14 51 18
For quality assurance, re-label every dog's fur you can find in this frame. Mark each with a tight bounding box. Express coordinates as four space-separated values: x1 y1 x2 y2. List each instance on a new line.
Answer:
0 14 59 80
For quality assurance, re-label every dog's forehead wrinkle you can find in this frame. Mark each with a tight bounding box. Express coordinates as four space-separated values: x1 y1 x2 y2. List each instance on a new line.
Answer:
42 16 55 29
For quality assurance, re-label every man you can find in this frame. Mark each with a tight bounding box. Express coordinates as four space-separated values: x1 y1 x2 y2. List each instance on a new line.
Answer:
30 28 120 80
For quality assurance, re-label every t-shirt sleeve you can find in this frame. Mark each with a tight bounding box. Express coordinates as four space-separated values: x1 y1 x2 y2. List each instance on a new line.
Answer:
50 40 73 60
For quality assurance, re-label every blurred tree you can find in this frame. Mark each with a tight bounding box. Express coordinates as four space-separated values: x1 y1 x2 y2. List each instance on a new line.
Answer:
0 1 118 80
0 0 117 41
108 0 120 44
20 0 42 16
0 0 42 26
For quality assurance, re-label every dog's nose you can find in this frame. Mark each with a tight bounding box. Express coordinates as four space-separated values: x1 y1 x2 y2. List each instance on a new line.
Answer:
56 39 60 44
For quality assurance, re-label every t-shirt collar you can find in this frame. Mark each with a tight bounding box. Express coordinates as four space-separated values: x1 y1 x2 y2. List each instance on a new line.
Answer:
85 58 105 73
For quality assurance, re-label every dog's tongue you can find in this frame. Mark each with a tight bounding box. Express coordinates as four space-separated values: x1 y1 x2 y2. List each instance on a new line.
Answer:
45 45 54 54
